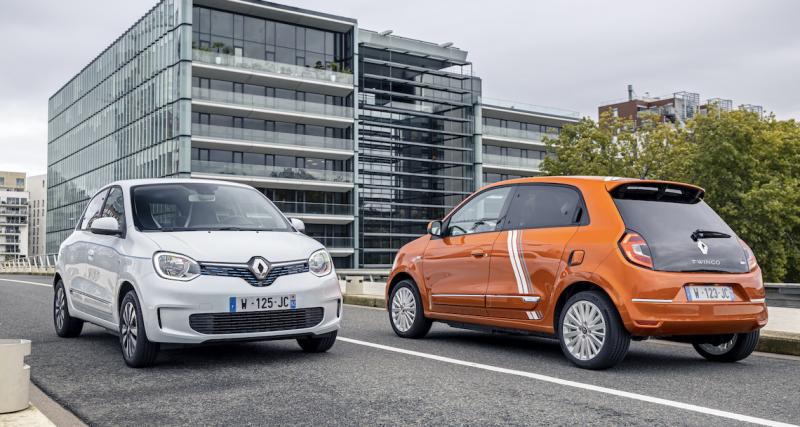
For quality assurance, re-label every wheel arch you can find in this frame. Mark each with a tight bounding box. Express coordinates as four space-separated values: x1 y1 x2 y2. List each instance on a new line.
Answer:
552 280 618 334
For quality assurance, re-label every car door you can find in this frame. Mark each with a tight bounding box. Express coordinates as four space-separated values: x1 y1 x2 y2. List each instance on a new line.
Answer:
83 186 127 322
68 188 110 318
423 186 513 316
486 184 586 320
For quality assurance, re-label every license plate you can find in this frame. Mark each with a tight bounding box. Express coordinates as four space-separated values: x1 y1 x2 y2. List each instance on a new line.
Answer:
229 295 296 313
685 286 734 302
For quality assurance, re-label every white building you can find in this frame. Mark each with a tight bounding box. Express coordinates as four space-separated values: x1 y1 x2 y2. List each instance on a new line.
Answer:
0 189 29 262
26 174 46 258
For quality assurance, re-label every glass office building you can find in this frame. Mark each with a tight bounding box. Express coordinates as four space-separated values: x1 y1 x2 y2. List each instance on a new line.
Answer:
47 0 579 268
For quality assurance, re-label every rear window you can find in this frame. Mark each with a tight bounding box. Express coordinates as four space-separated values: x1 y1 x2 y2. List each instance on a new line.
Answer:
611 183 748 273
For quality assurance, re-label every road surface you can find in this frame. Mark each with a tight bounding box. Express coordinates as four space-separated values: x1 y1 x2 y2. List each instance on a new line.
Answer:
0 275 797 426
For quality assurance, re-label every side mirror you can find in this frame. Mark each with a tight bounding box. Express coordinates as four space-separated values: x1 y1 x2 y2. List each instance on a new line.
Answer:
90 217 122 236
289 217 305 234
427 220 443 237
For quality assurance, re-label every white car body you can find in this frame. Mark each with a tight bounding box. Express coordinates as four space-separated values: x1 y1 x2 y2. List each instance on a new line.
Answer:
56 179 342 347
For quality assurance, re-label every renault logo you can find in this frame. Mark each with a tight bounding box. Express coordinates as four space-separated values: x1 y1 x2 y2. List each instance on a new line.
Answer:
248 257 271 280
697 239 709 255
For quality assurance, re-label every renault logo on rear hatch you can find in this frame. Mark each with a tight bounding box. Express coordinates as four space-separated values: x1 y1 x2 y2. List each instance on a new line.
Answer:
697 239 709 255
248 257 271 280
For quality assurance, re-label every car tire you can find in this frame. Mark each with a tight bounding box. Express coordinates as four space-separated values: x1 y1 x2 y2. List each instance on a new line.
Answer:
558 290 630 370
692 330 760 362
297 330 338 353
119 290 160 368
388 280 432 339
53 280 84 338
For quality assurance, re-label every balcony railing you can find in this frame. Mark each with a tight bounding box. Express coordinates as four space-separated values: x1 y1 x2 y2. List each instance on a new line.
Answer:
483 153 543 171
193 49 354 86
192 124 354 152
483 125 558 143
311 236 354 249
482 98 581 119
192 160 354 183
273 201 354 216
192 87 354 119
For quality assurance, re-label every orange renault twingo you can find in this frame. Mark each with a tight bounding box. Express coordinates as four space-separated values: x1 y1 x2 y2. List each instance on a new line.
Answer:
386 176 767 369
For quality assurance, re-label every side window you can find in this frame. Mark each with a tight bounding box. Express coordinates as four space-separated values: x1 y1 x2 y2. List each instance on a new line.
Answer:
447 187 512 236
101 187 126 230
79 189 109 230
505 185 583 229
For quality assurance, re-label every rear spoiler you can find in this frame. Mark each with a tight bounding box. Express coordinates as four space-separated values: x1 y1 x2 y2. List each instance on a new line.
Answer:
606 179 705 203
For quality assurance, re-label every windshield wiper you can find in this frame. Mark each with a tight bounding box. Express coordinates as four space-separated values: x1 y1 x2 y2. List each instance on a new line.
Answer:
691 229 731 241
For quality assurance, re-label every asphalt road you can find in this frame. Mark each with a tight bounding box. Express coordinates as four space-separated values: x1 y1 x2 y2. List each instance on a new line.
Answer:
1 274 798 427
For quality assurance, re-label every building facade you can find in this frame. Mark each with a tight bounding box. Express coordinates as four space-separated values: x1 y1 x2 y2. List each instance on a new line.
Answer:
599 85 763 126
26 174 47 258
0 172 29 261
47 0 578 268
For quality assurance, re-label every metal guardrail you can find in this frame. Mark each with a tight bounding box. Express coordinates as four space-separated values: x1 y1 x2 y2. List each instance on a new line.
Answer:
0 254 58 275
1 259 798 309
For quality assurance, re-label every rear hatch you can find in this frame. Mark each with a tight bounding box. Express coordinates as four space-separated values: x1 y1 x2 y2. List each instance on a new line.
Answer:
610 181 748 273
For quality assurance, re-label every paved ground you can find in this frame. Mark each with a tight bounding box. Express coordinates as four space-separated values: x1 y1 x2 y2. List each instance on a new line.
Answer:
1 275 798 427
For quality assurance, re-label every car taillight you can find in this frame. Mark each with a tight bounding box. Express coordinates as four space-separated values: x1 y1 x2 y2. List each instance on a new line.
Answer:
739 238 758 271
619 232 653 269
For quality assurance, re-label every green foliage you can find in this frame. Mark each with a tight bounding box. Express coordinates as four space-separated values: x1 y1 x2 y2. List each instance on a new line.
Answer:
542 109 800 283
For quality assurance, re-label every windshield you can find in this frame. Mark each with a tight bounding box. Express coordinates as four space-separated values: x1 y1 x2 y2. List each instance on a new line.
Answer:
131 183 291 232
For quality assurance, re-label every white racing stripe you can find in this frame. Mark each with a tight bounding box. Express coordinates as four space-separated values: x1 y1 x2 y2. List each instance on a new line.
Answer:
507 230 525 294
0 278 52 288
337 336 796 427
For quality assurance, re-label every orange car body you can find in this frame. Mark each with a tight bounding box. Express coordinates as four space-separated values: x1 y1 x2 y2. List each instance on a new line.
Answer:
386 176 767 338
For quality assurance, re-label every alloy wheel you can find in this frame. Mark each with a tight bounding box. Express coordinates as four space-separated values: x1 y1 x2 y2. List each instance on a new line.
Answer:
562 300 607 361
55 287 66 331
698 335 738 356
121 301 138 359
392 287 417 332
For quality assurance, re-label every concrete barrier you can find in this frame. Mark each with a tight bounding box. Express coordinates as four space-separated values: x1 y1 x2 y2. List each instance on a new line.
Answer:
0 339 31 413
765 283 800 308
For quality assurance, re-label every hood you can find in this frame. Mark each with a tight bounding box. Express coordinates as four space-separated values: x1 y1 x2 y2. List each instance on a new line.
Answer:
141 231 324 263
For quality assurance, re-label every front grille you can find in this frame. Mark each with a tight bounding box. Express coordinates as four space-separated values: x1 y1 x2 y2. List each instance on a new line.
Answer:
189 308 324 334
199 262 309 287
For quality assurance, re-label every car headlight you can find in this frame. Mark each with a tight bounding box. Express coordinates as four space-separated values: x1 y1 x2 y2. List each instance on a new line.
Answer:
153 252 201 281
308 249 333 277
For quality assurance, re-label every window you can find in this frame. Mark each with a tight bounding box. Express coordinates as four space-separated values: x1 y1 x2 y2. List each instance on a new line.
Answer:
505 185 583 229
447 186 512 236
16 178 24 187
101 187 126 231
79 189 109 230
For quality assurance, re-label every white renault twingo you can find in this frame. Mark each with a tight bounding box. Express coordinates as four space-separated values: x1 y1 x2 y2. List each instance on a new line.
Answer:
53 179 342 367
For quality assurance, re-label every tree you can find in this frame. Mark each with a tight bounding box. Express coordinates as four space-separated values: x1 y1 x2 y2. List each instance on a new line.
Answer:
541 109 800 283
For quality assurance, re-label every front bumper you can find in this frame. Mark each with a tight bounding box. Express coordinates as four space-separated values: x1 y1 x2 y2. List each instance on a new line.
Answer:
136 270 342 344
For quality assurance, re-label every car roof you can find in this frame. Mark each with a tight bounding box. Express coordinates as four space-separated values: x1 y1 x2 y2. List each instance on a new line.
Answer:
482 175 704 194
98 178 252 193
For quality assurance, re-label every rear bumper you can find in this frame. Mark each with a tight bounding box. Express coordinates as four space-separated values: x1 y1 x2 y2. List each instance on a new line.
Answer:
625 300 767 336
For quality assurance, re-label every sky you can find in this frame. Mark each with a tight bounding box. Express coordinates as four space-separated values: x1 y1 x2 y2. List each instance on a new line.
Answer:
1 0 798 176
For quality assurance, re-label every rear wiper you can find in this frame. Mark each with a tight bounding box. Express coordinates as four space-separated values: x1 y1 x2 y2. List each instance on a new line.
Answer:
691 229 731 241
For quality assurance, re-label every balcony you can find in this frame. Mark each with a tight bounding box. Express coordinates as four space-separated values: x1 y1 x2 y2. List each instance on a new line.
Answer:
191 124 354 160
482 153 542 175
191 160 354 192
192 87 354 128
310 236 354 257
482 125 558 148
192 50 354 96
273 201 354 225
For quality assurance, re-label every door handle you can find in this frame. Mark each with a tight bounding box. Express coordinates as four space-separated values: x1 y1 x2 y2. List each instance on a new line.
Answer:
470 249 487 258
87 249 95 260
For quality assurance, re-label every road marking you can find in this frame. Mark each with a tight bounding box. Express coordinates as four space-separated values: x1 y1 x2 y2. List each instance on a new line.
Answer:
338 336 796 427
0 278 52 288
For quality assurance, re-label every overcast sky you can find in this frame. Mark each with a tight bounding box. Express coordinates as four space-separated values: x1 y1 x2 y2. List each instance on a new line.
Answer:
1 0 798 176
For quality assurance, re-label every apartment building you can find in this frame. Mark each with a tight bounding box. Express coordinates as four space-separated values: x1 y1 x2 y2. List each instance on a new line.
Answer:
26 174 47 258
47 0 579 268
0 172 29 261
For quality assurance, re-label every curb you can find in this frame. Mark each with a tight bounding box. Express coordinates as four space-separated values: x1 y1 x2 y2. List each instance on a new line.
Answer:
756 331 800 357
343 294 385 309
